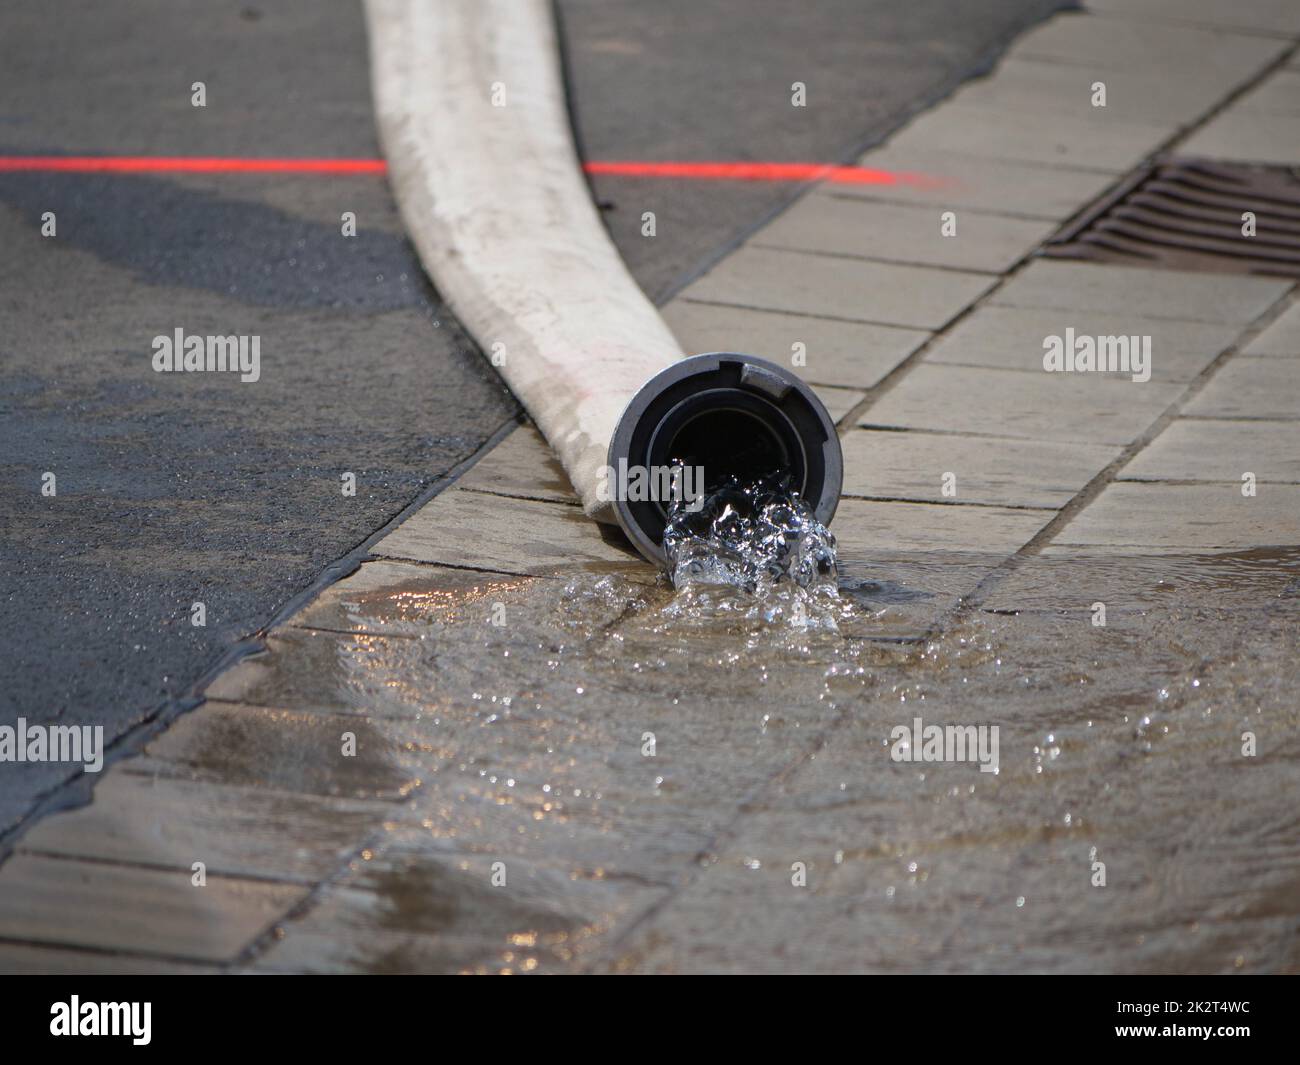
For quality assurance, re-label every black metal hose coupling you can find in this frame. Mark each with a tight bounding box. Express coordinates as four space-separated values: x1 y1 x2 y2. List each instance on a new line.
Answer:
607 352 843 566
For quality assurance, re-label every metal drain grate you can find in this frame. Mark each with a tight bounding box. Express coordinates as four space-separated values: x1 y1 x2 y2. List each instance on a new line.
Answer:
1043 156 1300 279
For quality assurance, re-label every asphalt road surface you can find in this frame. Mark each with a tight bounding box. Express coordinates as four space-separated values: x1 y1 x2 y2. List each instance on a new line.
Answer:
0 0 519 835
0 0 1068 838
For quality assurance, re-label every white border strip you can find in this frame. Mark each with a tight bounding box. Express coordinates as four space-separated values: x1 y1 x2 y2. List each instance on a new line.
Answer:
364 0 682 522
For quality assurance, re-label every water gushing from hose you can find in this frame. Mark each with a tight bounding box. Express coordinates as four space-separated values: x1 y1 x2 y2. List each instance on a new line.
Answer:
664 473 839 594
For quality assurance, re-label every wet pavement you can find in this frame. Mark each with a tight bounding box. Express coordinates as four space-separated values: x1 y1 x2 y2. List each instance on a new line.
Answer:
87 542 1295 973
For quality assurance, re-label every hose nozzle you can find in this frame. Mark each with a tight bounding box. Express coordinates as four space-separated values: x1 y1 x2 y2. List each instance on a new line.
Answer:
607 352 843 566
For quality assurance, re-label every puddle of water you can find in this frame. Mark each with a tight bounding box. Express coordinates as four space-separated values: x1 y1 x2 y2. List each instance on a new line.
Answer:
985 546 1300 614
246 546 1300 973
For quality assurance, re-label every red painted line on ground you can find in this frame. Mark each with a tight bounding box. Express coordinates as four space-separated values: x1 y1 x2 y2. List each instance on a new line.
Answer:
0 155 945 187
584 160 941 187
0 156 388 174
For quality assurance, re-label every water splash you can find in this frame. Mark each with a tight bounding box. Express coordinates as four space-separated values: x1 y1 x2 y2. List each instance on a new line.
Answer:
661 473 841 629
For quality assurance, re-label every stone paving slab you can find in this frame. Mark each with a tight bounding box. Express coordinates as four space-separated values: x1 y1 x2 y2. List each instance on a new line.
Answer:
1120 419 1300 482
861 363 1184 444
594 768 1121 973
457 423 578 504
369 686 852 880
375 489 645 577
424 678 811 834
844 147 1117 220
0 943 217 975
753 193 1053 274
884 102 1172 174
983 543 1300 613
923 304 1240 383
992 260 1293 324
0 853 304 963
832 548 1027 643
662 298 928 389
676 246 996 330
1084 0 1300 36
1009 12 1290 75
202 637 434 723
839 550 1017 604
291 558 532 638
1182 358 1300 420
385 765 729 885
1047 482 1300 549
949 56 1243 125
127 699 421 801
202 629 486 723
1229 67 1300 116
813 384 867 423
833 497 1052 556
207 566 644 722
1180 109 1300 166
15 772 384 884
1244 302 1300 355
832 590 957 644
246 845 664 974
841 428 1120 507
594 880 883 974
686 792 1069 904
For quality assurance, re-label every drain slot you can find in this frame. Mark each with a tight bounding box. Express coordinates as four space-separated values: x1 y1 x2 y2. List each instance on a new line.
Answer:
1044 156 1300 279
